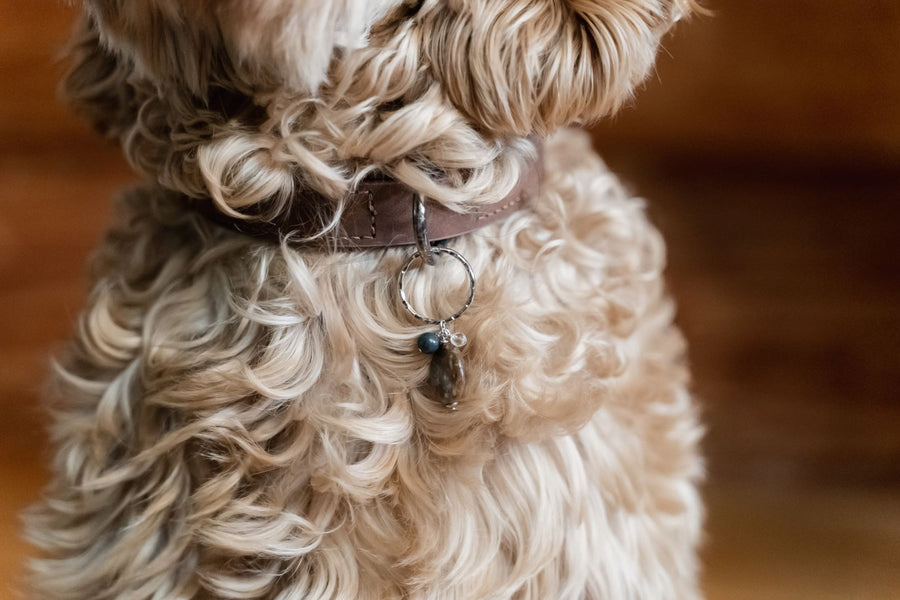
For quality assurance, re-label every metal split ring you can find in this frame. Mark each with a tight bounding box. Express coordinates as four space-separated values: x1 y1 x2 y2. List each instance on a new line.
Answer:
398 247 476 325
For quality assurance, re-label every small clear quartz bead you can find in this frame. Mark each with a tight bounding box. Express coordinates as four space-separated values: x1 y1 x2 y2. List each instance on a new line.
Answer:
450 332 467 348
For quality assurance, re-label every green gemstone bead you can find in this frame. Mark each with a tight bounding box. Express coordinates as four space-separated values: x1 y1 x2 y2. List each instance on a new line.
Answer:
417 331 441 354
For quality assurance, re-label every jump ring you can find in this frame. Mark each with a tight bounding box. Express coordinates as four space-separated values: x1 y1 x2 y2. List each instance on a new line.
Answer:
398 247 476 324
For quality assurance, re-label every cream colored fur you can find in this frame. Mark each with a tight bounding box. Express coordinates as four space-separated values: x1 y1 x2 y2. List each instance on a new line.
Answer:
27 1 703 598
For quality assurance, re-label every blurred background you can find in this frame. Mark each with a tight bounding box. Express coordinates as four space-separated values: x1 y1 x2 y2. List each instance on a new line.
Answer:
1 1 898 598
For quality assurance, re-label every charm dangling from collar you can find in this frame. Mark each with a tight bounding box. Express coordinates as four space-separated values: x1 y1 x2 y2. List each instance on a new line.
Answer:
398 196 476 410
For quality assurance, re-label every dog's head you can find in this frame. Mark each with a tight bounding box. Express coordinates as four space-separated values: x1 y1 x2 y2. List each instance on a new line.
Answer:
68 0 692 214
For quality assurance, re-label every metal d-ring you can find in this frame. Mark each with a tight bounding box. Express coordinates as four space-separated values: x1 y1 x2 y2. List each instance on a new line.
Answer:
413 194 436 266
398 247 476 325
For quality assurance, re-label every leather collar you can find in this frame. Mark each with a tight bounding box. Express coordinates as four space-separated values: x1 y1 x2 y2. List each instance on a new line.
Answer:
192 145 543 250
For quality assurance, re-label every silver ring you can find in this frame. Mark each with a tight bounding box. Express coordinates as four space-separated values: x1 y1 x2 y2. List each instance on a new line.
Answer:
398 247 476 324
413 194 436 266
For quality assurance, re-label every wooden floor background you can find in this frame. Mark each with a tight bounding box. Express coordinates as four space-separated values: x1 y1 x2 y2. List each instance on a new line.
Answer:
2 1 899 598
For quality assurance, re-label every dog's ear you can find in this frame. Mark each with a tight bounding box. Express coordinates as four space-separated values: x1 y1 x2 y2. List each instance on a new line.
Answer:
63 14 138 140
422 0 694 136
82 0 403 95
79 1 222 97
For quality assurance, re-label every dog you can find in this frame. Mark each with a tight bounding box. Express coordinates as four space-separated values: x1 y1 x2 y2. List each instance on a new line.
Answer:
27 1 703 598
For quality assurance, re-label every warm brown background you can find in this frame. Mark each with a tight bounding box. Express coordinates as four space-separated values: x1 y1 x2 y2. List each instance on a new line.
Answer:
2 1 899 598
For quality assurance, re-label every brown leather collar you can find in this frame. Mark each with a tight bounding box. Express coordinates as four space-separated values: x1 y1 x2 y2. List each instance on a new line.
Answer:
192 147 543 250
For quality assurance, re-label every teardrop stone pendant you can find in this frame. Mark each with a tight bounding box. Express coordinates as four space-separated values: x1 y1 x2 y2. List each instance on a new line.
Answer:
417 326 467 410
428 345 465 410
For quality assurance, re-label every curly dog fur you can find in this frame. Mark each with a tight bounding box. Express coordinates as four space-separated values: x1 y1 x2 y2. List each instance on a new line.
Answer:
26 1 703 598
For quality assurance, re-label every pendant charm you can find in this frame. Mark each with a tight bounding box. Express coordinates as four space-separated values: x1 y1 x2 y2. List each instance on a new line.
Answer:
399 196 477 411
418 324 467 410
429 346 464 410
